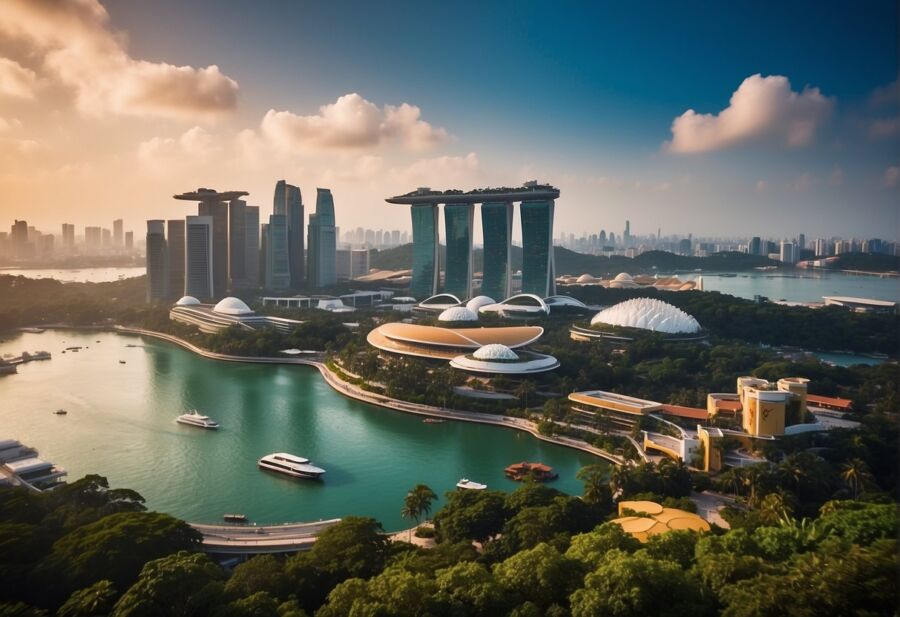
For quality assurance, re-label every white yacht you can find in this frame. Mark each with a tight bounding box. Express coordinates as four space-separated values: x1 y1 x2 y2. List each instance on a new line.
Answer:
456 478 487 490
258 452 325 480
176 410 219 430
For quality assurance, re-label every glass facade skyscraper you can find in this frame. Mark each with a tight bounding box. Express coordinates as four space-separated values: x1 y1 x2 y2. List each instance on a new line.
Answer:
443 203 474 299
146 220 167 302
228 199 247 289
480 201 513 301
274 180 304 289
166 219 185 299
265 214 291 290
244 206 259 289
185 215 213 299
410 204 439 300
520 200 555 296
307 188 337 289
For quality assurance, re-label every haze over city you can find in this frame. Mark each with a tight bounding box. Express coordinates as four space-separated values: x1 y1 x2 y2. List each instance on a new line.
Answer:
0 0 897 238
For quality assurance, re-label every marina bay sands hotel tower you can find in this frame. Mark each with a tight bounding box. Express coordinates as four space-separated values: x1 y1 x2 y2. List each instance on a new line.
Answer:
386 181 558 301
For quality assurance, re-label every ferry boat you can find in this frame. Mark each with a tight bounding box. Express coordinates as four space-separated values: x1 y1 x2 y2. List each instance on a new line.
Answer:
223 513 249 523
422 418 445 424
258 452 325 480
456 478 487 490
176 410 219 429
54 409 67 415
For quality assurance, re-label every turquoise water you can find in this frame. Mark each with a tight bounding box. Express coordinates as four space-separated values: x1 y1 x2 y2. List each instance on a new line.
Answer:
812 352 889 367
692 271 898 304
0 330 600 529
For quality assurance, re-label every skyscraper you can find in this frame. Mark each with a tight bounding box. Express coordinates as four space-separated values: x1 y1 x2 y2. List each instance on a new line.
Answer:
520 200 555 296
125 231 133 251
265 214 290 290
259 222 269 285
481 201 513 301
146 220 168 302
409 204 439 299
779 241 795 264
228 199 247 290
443 203 474 299
167 220 185 299
84 226 102 250
307 188 337 289
244 206 260 289
61 223 75 249
274 180 304 289
174 188 248 298
101 228 112 247
113 219 123 246
749 236 761 256
624 220 631 246
185 215 213 299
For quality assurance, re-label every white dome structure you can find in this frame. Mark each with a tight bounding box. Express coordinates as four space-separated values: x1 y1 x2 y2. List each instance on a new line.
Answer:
175 296 201 306
465 296 496 313
614 272 633 281
576 274 597 284
590 298 701 334
213 297 253 316
472 344 518 361
438 307 478 322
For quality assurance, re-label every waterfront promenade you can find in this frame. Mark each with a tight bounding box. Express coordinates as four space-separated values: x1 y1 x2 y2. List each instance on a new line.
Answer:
190 519 342 554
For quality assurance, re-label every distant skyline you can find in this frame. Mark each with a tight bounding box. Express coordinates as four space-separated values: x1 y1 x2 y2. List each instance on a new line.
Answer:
0 0 897 238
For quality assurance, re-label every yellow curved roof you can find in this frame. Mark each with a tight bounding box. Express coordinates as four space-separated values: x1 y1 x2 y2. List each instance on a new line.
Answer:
611 501 711 541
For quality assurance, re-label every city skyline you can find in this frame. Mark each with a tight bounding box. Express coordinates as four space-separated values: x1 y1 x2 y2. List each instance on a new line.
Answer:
0 0 897 238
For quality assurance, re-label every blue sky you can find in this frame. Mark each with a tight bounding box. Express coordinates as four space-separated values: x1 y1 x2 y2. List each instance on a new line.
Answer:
1 0 897 238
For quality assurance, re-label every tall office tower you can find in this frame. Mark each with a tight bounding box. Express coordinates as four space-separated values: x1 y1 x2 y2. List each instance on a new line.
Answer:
174 189 247 298
624 220 631 246
797 233 805 254
520 200 555 296
749 236 761 255
145 220 168 302
443 203 475 299
265 214 291 290
408 205 439 299
185 216 213 299
166 220 185 299
39 235 54 255
61 224 75 249
364 228 375 246
101 228 112 247
228 199 247 290
400 231 409 244
125 231 133 251
481 201 514 301
374 229 383 248
336 248 370 280
307 188 337 289
391 229 400 246
259 223 269 285
113 219 124 246
244 206 260 289
273 180 304 289
779 241 795 264
679 237 692 255
10 220 27 246
84 226 102 250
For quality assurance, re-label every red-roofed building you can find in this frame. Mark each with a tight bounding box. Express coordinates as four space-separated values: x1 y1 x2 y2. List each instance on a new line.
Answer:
807 394 854 412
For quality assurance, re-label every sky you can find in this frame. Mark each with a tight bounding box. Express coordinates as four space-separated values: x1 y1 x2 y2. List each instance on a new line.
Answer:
0 0 897 240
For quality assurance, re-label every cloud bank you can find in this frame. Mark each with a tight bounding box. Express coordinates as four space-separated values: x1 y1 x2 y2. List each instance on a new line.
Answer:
0 0 238 119
666 74 833 153
261 93 449 151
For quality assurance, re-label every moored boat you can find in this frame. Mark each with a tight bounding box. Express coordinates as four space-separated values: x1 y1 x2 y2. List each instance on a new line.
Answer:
456 478 487 490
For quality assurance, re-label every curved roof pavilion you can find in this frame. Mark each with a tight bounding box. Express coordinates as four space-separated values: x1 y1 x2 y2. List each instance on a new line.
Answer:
367 323 544 360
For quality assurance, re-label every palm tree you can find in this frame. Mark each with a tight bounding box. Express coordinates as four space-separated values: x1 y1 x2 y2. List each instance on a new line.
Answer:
577 464 611 508
401 484 438 541
608 465 632 498
515 379 537 410
840 458 873 499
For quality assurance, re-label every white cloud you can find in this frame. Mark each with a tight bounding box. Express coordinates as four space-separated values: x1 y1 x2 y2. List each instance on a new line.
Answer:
884 166 900 188
0 117 22 132
0 0 238 119
869 117 900 140
387 152 479 187
136 126 220 173
665 74 833 153
261 93 449 152
0 57 38 99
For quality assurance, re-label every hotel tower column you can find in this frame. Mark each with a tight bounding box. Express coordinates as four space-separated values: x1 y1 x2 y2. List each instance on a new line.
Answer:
520 199 556 296
480 201 513 300
410 203 439 300
443 203 474 299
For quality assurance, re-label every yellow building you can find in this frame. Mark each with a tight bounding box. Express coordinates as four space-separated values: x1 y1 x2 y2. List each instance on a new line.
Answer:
697 425 724 472
735 376 809 437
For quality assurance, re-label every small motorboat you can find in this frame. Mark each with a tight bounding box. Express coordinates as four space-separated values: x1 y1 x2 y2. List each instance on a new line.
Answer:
54 409 68 415
176 410 219 429
223 513 248 524
119 360 126 364
422 418 445 424
456 478 487 490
